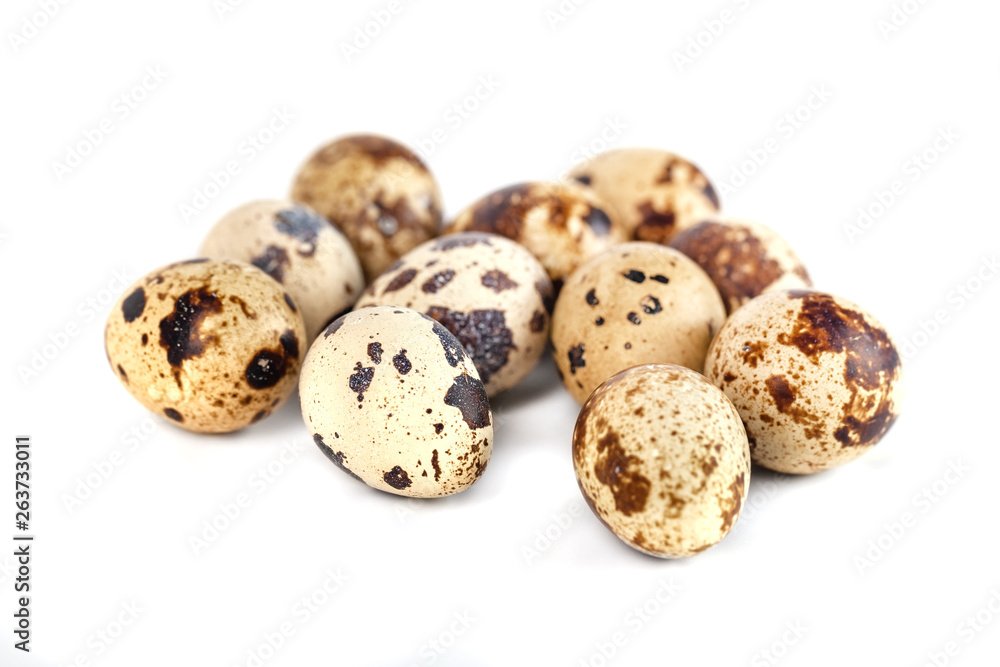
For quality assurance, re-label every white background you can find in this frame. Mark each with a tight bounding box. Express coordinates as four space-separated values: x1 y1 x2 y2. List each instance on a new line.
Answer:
2 0 999 665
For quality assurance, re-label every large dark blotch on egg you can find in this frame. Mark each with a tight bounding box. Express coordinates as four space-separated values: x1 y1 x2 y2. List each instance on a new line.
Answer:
465 183 535 240
313 434 363 481
582 205 612 236
159 287 222 367
429 319 466 368
383 268 418 293
275 206 323 256
426 306 515 385
251 245 291 283
121 287 146 323
348 362 375 402
444 373 491 430
422 269 455 294
593 429 650 517
383 465 412 490
244 329 299 390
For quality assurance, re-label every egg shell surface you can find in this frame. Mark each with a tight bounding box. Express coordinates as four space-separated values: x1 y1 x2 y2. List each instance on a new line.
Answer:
104 259 306 433
290 134 443 281
551 242 726 403
573 364 751 558
568 148 719 245
704 289 904 473
300 306 493 498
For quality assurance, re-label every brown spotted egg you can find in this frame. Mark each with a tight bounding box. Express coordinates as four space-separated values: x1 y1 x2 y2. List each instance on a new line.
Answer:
443 181 628 286
574 364 751 558
354 232 554 396
705 290 904 474
568 148 719 245
300 306 493 498
290 134 443 282
104 259 306 433
670 216 812 315
199 200 364 342
551 242 726 403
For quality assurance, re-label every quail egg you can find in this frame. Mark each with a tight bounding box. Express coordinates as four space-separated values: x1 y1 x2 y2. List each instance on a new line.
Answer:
574 364 751 558
705 289 904 473
105 259 305 433
551 242 726 403
300 306 493 497
290 134 443 281
568 148 719 245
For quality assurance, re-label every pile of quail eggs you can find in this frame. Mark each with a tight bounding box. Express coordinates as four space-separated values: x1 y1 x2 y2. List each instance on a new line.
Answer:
105 134 903 558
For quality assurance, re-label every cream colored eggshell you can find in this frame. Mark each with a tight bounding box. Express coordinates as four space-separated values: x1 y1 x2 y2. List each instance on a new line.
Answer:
670 216 812 314
567 148 719 244
704 290 904 474
290 135 443 281
199 200 364 342
355 233 553 396
104 259 306 433
551 242 726 403
444 181 629 284
300 306 493 498
573 364 751 558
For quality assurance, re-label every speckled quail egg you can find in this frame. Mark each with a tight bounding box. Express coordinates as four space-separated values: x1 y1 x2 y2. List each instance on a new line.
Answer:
443 181 628 287
300 306 493 497
704 289 904 474
568 148 719 245
670 216 812 314
290 134 443 281
574 364 751 558
105 259 306 433
199 200 364 341
551 242 726 403
355 233 553 397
